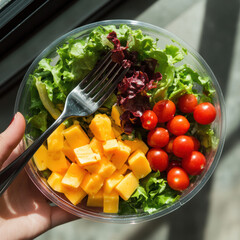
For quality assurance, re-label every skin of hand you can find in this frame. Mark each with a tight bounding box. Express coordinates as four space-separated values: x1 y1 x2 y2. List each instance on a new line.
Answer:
0 112 78 240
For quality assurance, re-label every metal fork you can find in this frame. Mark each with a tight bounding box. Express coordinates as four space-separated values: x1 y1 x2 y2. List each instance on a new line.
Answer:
0 51 129 196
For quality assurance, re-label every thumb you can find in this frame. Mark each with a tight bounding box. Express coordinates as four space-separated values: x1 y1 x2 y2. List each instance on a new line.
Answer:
0 112 26 168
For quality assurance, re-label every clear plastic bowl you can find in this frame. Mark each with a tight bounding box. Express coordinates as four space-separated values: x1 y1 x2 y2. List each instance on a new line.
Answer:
14 19 226 223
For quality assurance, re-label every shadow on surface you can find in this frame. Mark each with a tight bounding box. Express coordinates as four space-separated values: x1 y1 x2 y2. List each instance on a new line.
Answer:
126 0 239 240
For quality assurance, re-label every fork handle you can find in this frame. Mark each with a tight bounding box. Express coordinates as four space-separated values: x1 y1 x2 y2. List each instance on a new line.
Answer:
0 115 66 196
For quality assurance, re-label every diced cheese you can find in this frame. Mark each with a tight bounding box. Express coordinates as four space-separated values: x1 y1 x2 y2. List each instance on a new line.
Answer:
115 164 128 175
63 124 90 149
61 163 87 188
128 150 151 179
89 137 104 156
97 158 116 179
74 145 101 167
122 139 149 155
87 189 103 207
111 141 131 169
115 172 139 201
104 172 124 194
64 187 87 205
33 144 48 171
47 172 65 193
46 151 70 174
103 190 119 213
102 139 119 154
81 173 103 195
62 140 77 162
47 124 65 152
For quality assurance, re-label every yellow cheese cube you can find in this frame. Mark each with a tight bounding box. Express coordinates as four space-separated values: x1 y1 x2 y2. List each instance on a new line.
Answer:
81 173 103 195
47 124 65 152
103 190 119 213
46 151 70 174
64 187 87 205
89 137 104 156
33 145 48 171
115 172 139 200
111 141 131 169
61 163 87 188
87 189 103 207
97 159 116 179
63 124 90 149
122 139 149 155
62 140 77 162
111 105 122 126
115 164 128 175
47 172 65 193
102 139 119 154
89 114 114 141
84 162 101 173
104 172 124 194
128 150 151 179
74 145 101 167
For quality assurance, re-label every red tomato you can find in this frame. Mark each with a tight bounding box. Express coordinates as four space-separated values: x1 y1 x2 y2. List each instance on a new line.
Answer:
140 110 158 130
153 100 176 123
147 148 169 172
182 151 206 175
147 127 170 148
167 167 190 191
166 160 182 173
172 135 194 158
178 94 198 113
189 136 200 151
193 102 216 125
167 115 190 136
164 137 175 153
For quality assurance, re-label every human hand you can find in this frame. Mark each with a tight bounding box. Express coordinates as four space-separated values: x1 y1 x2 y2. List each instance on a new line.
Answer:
0 112 78 240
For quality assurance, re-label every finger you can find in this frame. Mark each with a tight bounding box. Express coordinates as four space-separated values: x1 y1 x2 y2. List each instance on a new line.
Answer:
0 112 26 167
50 206 79 228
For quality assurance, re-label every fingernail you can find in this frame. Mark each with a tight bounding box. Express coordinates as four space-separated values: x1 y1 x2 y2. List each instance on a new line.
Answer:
9 112 18 126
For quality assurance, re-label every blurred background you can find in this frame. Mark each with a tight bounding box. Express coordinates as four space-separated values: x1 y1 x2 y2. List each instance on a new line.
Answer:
0 0 240 239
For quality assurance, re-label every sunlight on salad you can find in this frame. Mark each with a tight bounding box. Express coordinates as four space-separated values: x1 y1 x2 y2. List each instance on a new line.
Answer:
27 24 219 215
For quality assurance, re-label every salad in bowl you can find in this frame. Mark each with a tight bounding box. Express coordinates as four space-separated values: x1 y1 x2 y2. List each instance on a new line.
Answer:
15 20 225 223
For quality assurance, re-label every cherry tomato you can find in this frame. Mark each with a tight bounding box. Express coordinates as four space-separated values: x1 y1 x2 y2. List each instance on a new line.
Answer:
140 110 158 130
164 137 175 153
167 167 190 191
189 136 200 151
166 160 182 173
147 127 170 148
182 151 206 175
147 148 169 172
178 94 198 113
167 115 190 136
193 102 216 125
172 135 194 158
153 100 176 123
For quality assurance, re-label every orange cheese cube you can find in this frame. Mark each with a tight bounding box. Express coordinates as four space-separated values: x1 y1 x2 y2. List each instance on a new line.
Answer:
63 124 90 149
84 162 101 173
64 187 87 205
47 124 65 152
115 172 139 200
111 105 122 126
111 141 131 169
115 164 128 175
102 139 119 154
89 137 104 156
122 139 149 155
103 190 119 213
128 150 151 179
47 172 65 193
62 140 77 162
87 189 103 207
74 145 101 167
104 172 124 194
97 159 116 179
33 145 48 171
81 173 103 195
89 114 114 141
46 151 70 174
61 163 87 188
